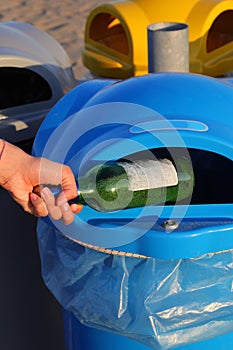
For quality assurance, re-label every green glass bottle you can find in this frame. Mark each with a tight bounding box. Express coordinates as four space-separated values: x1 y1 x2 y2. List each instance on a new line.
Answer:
76 157 194 212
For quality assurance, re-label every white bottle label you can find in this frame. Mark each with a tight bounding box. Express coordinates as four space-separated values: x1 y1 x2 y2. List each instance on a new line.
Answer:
120 159 178 191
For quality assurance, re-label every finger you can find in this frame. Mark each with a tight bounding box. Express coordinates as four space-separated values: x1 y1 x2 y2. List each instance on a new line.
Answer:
56 191 75 225
59 201 75 225
70 203 83 214
29 192 48 217
41 187 62 220
61 166 78 200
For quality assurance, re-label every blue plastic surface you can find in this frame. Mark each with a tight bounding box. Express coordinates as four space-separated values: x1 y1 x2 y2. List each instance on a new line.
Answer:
34 73 233 349
37 220 233 349
62 309 233 350
33 73 233 259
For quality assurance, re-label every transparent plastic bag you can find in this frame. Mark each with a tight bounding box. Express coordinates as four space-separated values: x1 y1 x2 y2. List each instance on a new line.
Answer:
37 219 233 349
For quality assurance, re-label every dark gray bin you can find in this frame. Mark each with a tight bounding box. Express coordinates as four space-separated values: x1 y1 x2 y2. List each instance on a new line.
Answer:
0 21 77 350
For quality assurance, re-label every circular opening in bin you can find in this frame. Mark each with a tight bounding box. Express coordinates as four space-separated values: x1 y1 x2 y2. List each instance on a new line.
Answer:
89 13 129 55
0 67 52 109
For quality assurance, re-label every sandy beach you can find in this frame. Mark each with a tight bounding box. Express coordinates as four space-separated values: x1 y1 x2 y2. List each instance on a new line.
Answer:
0 0 103 79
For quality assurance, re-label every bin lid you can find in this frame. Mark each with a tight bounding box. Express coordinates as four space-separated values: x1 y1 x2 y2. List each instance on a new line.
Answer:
33 72 233 259
82 0 233 78
0 21 76 143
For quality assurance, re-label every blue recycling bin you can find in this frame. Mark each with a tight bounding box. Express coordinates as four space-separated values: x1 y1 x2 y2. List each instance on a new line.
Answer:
33 73 233 349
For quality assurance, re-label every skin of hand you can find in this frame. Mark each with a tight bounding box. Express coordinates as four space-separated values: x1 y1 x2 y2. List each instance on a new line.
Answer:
0 140 82 225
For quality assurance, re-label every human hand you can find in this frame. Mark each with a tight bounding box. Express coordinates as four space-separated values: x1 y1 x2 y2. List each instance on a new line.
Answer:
0 140 82 225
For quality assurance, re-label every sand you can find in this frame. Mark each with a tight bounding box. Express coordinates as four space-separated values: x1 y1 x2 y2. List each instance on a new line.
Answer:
0 0 104 79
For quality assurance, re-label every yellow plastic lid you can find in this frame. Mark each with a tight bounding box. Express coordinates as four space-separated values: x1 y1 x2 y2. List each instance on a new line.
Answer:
82 0 233 78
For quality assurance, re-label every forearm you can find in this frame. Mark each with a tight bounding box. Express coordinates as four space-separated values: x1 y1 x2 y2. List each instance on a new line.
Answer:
0 139 33 186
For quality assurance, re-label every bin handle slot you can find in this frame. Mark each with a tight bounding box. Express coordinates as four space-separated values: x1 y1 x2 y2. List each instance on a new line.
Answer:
130 119 208 133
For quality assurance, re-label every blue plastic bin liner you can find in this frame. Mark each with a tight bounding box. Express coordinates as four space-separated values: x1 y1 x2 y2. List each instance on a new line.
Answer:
37 219 233 349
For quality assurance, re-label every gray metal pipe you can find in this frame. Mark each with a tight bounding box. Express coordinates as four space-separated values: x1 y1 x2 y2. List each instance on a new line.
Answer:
147 22 189 73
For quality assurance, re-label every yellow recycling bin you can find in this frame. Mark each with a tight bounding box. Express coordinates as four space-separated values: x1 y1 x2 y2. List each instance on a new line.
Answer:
82 0 233 78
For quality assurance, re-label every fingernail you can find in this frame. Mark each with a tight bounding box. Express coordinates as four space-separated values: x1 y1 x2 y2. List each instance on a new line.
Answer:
41 187 51 200
61 202 71 212
30 192 38 202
